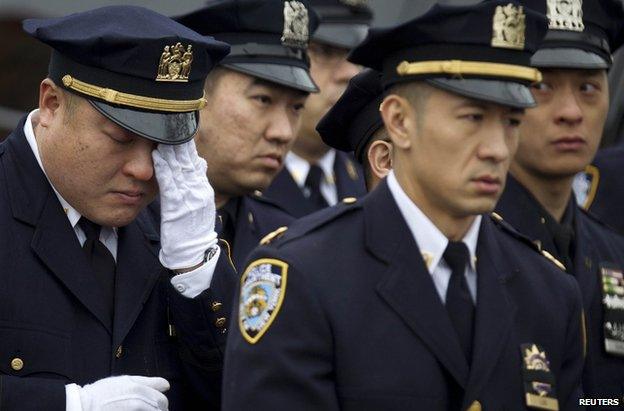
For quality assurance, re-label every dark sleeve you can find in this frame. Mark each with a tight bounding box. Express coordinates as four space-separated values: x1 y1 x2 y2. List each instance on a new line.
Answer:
0 375 65 410
558 276 586 410
222 247 340 411
167 244 238 409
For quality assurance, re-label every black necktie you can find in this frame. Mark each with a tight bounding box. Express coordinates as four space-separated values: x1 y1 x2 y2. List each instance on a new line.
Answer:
443 241 475 364
79 217 116 318
304 164 329 210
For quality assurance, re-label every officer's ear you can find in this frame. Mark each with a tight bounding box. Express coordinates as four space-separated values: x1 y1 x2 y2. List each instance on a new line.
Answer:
380 94 415 150
38 78 66 128
367 138 393 181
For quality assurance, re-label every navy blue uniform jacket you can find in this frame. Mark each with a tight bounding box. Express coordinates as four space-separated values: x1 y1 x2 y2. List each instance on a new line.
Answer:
497 175 624 400
0 118 237 410
216 194 293 272
263 151 366 218
223 180 585 410
583 145 624 235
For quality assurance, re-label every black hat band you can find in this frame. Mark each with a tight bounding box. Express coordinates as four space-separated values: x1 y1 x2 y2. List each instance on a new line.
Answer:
226 43 310 66
540 30 612 64
396 60 542 83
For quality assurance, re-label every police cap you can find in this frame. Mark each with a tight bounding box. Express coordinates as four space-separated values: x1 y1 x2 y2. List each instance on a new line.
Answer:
348 1 549 108
522 0 624 69
317 68 383 163
309 0 373 49
23 6 230 144
177 0 320 93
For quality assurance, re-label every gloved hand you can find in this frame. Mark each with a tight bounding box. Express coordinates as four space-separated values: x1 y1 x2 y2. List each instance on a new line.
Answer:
67 375 170 411
152 141 218 270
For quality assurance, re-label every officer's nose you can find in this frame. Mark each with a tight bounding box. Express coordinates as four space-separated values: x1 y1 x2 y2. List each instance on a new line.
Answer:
123 137 155 181
265 109 296 145
554 85 583 127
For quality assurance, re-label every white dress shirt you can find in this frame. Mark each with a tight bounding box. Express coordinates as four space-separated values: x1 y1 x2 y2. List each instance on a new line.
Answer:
285 149 338 206
387 171 480 303
24 109 216 299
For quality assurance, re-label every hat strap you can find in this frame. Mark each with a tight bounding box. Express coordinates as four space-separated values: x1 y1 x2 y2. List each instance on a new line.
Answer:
61 74 207 112
396 60 542 83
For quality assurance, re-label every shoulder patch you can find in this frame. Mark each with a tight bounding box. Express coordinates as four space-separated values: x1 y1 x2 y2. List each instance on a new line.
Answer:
260 226 288 245
238 258 288 344
572 165 599 210
490 212 566 271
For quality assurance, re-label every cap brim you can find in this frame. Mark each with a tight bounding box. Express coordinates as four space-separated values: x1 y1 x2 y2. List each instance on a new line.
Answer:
530 48 610 69
89 100 199 145
426 78 536 109
223 62 319 93
312 23 369 49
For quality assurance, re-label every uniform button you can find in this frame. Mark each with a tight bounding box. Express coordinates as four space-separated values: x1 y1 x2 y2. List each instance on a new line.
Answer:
115 345 124 359
10 357 23 371
176 284 186 293
215 317 227 328
248 212 254 225
467 400 481 411
211 301 223 312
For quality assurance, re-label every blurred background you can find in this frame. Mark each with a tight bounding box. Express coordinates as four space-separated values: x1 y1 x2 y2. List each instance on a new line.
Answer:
2 0 624 145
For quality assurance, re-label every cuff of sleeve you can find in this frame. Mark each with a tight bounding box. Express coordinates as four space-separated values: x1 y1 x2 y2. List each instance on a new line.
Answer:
170 246 221 298
65 383 82 411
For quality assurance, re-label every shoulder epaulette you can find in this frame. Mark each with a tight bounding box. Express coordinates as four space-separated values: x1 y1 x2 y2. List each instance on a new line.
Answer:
489 212 566 271
259 226 288 245
248 190 292 214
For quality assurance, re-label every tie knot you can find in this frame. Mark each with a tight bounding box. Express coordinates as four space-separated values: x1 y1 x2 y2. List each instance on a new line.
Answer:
78 217 102 241
443 241 469 274
305 164 325 190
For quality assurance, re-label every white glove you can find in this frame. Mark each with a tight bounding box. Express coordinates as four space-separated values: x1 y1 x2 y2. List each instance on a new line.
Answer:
152 141 218 270
65 375 170 411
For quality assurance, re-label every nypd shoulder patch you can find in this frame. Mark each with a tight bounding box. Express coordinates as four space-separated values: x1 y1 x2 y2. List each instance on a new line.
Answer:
239 258 289 344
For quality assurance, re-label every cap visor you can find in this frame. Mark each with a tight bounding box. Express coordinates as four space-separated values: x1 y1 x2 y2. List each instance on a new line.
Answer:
312 23 369 49
89 100 198 145
530 48 610 69
426 78 536 109
223 62 319 93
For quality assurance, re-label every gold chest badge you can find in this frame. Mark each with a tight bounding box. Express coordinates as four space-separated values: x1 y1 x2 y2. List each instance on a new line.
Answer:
491 3 526 50
156 42 193 82
547 0 584 32
281 1 309 49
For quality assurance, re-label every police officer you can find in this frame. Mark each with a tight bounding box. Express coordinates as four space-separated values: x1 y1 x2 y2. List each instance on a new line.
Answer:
263 0 371 217
223 2 585 410
176 0 319 270
495 0 624 400
317 68 390 190
0 6 234 410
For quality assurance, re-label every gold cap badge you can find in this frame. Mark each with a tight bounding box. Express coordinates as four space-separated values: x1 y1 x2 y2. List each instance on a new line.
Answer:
156 42 193 82
492 4 526 50
281 1 309 49
547 0 584 32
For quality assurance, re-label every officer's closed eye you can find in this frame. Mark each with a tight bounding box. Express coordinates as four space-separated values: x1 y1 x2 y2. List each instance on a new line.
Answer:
251 94 273 105
105 130 134 145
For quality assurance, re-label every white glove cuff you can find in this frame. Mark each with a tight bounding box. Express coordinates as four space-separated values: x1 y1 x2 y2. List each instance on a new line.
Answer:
159 231 218 270
65 383 83 411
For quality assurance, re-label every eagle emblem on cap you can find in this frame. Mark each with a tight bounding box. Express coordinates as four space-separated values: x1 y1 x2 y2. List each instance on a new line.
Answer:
547 0 584 32
281 1 309 49
491 4 526 50
156 42 193 82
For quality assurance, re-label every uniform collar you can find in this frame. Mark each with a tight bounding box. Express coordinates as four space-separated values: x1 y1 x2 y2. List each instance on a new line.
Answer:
285 149 336 187
387 171 480 273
